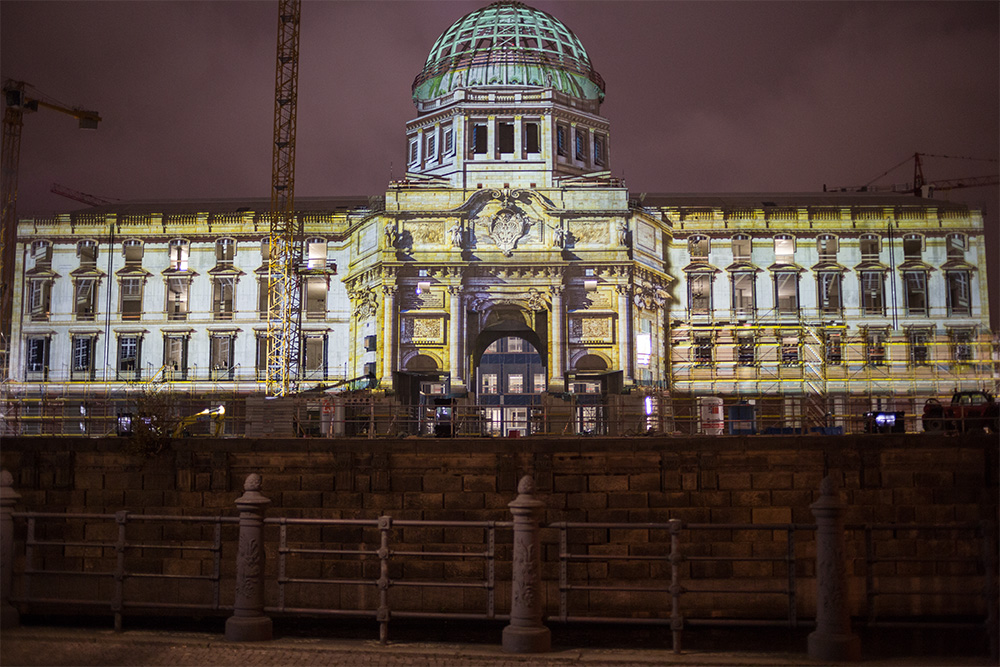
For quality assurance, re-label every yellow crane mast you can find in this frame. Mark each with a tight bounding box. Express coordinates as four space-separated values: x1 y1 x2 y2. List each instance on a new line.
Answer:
265 0 303 397
1 80 101 380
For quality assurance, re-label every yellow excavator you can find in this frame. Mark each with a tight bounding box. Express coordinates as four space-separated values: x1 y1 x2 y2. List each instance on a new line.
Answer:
172 405 226 437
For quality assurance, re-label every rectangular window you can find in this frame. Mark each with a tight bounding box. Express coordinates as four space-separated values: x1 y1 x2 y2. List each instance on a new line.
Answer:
306 238 327 269
865 330 886 366
951 329 973 363
774 237 794 263
861 271 884 315
163 335 188 380
169 239 189 271
498 121 514 154
302 334 326 379
817 235 838 261
481 373 498 394
31 240 52 269
508 374 523 393
908 329 930 366
818 272 841 314
123 239 143 264
732 236 751 261
904 271 927 315
737 334 755 366
593 134 606 166
28 280 51 321
689 236 710 259
860 235 880 261
825 331 843 365
167 278 189 320
216 238 236 264
213 277 235 320
781 334 800 365
78 240 97 267
525 122 539 153
258 279 271 318
408 139 418 164
425 132 436 161
947 271 970 316
636 331 652 367
471 124 487 154
507 337 523 353
75 278 97 321
732 273 754 316
574 127 588 161
688 273 712 315
304 277 326 318
117 335 141 380
255 335 272 380
902 234 922 260
120 278 143 320
443 127 454 154
775 273 798 313
210 334 234 379
694 335 713 365
26 337 49 378
947 233 966 258
556 124 568 157
72 336 95 380
533 373 546 393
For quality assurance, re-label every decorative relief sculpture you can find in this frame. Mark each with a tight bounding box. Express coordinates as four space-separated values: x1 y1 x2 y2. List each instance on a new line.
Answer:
406 222 441 246
526 288 547 311
350 289 379 319
487 209 530 256
383 222 397 249
569 317 612 343
401 317 444 343
449 223 464 248
571 222 608 245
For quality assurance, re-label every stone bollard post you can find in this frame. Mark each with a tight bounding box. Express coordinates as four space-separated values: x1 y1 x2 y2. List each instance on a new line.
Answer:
1 470 21 629
225 473 272 642
502 475 550 654
808 476 861 662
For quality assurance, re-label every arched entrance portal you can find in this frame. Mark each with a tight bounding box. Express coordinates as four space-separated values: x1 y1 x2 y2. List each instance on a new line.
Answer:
472 313 546 436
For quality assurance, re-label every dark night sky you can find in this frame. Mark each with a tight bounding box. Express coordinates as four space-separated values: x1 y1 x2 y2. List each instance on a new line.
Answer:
2 1 997 326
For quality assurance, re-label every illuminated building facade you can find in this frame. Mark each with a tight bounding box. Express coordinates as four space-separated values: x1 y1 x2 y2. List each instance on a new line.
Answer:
5 1 995 432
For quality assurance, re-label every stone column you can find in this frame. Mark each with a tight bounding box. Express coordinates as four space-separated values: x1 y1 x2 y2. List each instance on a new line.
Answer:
549 286 565 392
225 473 272 642
502 476 550 653
448 286 465 391
382 284 397 387
616 285 634 384
808 476 861 661
1 470 21 628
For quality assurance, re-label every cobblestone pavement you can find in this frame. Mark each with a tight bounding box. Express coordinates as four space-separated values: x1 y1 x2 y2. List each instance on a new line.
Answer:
0 626 994 667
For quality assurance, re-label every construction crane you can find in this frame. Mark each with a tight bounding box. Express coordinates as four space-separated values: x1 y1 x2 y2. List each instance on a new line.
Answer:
825 152 999 197
265 0 303 397
1 80 101 379
51 182 117 207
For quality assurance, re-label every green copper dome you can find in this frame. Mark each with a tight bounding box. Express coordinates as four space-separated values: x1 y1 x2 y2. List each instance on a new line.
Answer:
412 1 605 103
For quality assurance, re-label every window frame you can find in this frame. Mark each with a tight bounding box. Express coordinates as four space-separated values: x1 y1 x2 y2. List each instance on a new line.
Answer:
860 271 885 316
946 270 971 316
817 271 842 315
687 272 713 316
119 277 144 321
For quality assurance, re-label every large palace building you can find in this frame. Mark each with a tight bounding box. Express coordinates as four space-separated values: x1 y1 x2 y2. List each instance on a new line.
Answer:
4 1 995 436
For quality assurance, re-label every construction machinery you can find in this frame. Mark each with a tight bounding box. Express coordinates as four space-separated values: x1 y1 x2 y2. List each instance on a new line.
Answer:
1 80 101 379
51 182 116 207
265 0 304 397
826 152 998 196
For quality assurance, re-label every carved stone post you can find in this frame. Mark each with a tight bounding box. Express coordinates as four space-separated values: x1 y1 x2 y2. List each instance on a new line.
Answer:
503 476 550 653
616 284 633 385
225 473 272 642
448 286 465 391
1 470 21 628
808 476 861 662
549 286 565 392
382 284 397 388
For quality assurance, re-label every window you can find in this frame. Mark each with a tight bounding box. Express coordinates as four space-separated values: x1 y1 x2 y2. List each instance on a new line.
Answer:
731 273 755 316
485 341 498 354
636 319 652 366
425 132 437 161
507 337 523 353
688 273 712 315
860 234 880 261
951 329 973 363
117 335 141 380
77 240 97 267
302 334 326 379
443 126 454 154
306 238 327 269
304 277 326 318
947 271 970 316
408 138 418 164
817 272 841 314
865 329 886 366
28 279 51 321
946 233 966 259
498 121 514 154
556 124 568 157
255 334 273 380
774 236 794 263
694 335 713 365
533 373 546 393
574 127 588 161
774 272 798 314
737 333 755 366
216 238 236 265
732 235 750 261
817 235 838 261
26 336 50 379
471 123 487 154
213 277 235 320
258 278 270 318
825 331 843 365
169 239 190 271
481 373 498 394
260 238 270 262
163 334 188 380
210 334 235 379
908 329 930 366
508 373 523 393
903 271 927 316
594 134 606 166
525 123 539 153
74 278 97 321
167 277 190 320
71 335 96 381
123 239 143 264
781 333 800 365
30 240 52 269
689 235 709 259
861 271 884 315
120 278 144 320
902 234 923 260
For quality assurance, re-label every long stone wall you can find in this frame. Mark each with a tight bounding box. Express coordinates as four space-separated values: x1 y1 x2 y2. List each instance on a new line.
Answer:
2 434 996 620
